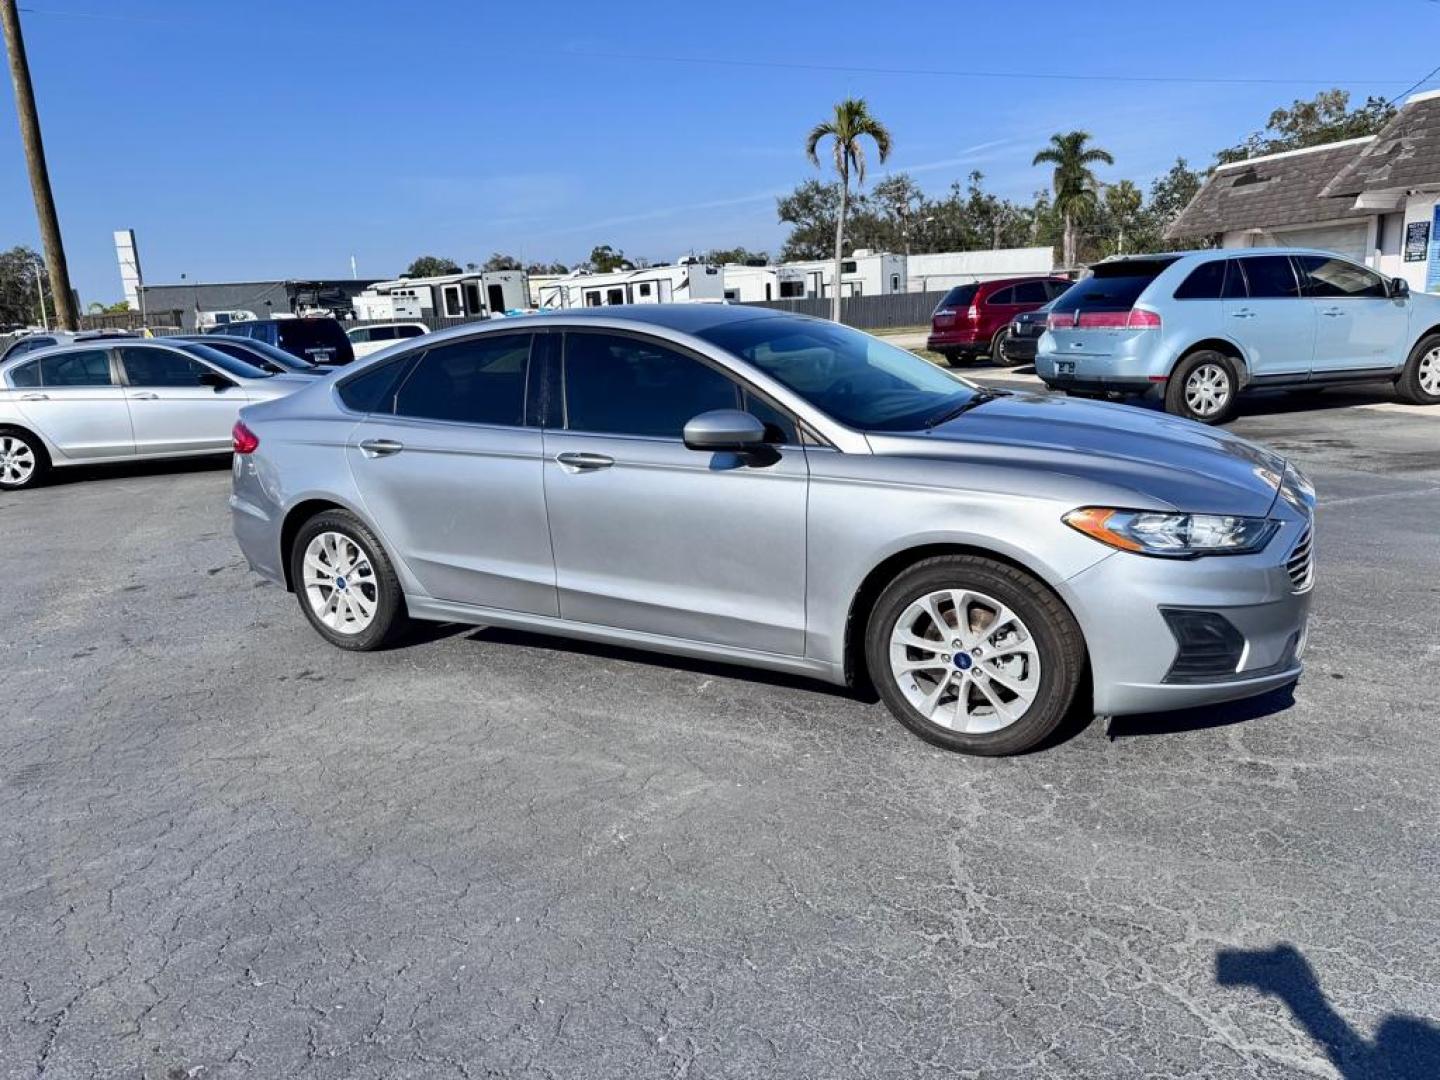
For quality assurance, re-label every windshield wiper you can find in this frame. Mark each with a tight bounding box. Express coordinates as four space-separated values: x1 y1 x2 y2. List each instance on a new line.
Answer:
925 389 1009 429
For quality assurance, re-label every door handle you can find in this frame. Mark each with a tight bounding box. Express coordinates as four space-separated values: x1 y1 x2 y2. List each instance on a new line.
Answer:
1321 307 1343 317
358 438 404 458
555 451 614 471
128 392 159 400
1229 309 1255 319
19 392 48 400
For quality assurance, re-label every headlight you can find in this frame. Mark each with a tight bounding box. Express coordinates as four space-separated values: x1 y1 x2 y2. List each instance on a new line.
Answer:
1063 507 1280 558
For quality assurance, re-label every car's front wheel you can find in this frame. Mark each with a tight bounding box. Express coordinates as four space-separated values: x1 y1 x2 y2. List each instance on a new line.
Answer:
0 427 48 491
865 555 1085 756
989 329 1010 366
290 509 410 650
1397 334 1440 405
1165 350 1238 424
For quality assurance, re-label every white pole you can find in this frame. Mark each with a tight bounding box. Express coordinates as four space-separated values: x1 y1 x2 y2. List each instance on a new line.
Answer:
33 256 47 328
350 254 357 280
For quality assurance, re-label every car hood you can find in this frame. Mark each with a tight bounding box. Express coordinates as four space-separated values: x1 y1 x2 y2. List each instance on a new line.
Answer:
869 391 1287 517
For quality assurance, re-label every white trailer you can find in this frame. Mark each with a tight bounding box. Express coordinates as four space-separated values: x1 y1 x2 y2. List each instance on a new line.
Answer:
536 260 725 309
352 270 530 321
905 247 1054 293
765 250 908 300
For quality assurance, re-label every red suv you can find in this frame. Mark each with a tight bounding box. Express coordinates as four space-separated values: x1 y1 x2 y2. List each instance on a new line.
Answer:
928 275 1072 366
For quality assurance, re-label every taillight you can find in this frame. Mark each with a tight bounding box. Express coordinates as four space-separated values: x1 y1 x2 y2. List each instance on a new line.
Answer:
965 304 979 322
1047 309 1161 331
232 420 259 455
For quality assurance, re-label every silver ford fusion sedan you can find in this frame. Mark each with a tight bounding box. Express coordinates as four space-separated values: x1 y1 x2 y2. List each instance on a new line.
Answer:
0 339 309 489
230 305 1315 756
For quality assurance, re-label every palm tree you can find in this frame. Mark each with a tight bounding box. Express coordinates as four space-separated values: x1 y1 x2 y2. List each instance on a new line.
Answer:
806 98 892 321
1033 132 1114 269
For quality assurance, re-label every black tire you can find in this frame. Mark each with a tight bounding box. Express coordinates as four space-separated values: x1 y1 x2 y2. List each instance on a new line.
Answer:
864 555 1085 756
0 426 49 491
941 350 965 367
989 329 1010 366
1396 333 1440 405
289 509 410 651
994 331 1026 367
1165 349 1238 424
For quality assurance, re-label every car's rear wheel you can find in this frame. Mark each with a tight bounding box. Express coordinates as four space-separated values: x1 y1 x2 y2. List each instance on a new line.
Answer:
941 350 965 367
864 555 1085 756
290 509 410 650
0 427 48 491
1166 350 1238 424
1397 334 1440 405
989 329 1010 366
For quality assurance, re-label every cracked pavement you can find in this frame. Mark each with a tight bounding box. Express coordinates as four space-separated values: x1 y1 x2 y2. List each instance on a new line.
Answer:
1 390 1437 1079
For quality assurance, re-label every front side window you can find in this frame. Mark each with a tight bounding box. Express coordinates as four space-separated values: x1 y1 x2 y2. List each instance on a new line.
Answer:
40 349 113 387
119 346 209 387
393 333 530 425
563 333 739 438
1294 255 1388 299
1238 256 1300 299
699 317 979 432
9 360 40 387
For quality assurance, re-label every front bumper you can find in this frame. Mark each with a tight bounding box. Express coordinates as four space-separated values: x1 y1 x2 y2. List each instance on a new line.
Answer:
1060 514 1314 716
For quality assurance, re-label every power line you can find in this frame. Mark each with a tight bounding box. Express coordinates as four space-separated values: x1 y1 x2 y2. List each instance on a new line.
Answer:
562 49 1416 89
1387 60 1440 106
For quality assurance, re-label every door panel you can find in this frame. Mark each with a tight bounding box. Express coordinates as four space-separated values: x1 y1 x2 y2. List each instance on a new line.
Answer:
344 333 558 614
543 330 808 656
1225 256 1316 377
118 346 245 454
1295 255 1409 374
17 349 134 459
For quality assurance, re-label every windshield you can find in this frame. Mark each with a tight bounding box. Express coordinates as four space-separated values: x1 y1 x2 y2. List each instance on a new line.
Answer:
1050 259 1177 314
174 341 273 379
699 316 978 431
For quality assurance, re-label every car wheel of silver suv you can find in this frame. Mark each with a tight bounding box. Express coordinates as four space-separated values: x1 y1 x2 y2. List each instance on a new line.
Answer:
290 509 410 650
1165 350 1238 425
1397 334 1440 405
865 555 1085 756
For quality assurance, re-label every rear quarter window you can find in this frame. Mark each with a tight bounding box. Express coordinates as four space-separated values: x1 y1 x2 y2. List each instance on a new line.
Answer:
936 284 978 311
1174 260 1229 301
337 354 413 413
8 360 40 387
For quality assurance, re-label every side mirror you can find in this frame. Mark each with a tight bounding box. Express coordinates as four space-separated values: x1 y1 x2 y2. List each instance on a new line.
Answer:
1390 277 1410 299
198 371 234 392
683 409 768 452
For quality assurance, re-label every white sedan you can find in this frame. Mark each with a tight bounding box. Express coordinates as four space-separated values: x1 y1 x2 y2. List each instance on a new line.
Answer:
345 322 428 359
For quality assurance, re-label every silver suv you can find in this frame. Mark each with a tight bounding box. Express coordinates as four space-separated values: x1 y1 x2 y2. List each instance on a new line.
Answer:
231 306 1315 757
1036 249 1440 423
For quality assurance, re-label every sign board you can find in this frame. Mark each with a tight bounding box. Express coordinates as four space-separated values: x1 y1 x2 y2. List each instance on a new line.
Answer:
1429 205 1440 293
1405 220 1429 262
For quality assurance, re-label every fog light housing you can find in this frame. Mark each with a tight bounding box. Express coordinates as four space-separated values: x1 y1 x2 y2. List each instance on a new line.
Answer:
1161 608 1245 684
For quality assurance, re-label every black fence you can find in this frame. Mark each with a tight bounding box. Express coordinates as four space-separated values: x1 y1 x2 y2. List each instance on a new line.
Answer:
741 290 946 329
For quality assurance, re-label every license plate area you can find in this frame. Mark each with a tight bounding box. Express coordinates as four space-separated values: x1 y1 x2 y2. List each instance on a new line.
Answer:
1056 360 1076 375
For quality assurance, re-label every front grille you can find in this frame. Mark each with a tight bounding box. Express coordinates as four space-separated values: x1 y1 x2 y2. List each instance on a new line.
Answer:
1286 527 1314 593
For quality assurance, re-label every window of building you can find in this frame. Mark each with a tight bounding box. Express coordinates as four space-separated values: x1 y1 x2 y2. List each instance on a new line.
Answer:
584 291 603 307
841 260 858 274
724 289 740 301
441 284 464 317
563 333 739 438
393 334 530 426
637 282 652 298
464 282 483 314
779 280 805 298
890 274 901 292
606 287 625 305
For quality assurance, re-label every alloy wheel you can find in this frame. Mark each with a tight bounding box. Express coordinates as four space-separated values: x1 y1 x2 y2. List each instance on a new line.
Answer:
888 588 1043 734
301 531 379 634
1421 347 1440 396
1184 362 1231 418
0 435 36 487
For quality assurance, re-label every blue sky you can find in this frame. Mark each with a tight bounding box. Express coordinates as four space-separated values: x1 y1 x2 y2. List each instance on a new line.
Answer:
1 0 1436 304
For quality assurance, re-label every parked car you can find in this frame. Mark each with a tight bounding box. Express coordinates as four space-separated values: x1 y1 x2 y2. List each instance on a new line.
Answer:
176 334 324 376
928 276 1072 366
1036 249 1440 424
0 339 309 490
0 329 133 363
230 305 1314 757
207 316 354 367
346 322 428 359
998 299 1060 367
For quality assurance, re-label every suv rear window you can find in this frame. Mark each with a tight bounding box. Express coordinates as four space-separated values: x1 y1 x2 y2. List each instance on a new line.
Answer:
275 319 353 361
936 284 977 311
1050 259 1176 314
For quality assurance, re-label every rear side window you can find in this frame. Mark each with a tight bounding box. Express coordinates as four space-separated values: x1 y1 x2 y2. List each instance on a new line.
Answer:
337 355 412 413
1238 256 1300 299
1045 280 1072 300
1174 260 1229 300
563 332 739 438
393 334 530 425
1013 281 1049 304
986 287 1015 305
937 284 977 311
40 349 113 386
396 325 425 339
10 337 54 358
9 360 39 387
120 347 209 387
1294 255 1388 299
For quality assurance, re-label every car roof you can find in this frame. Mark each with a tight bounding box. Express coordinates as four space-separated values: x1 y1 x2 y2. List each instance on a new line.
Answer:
974 275 1071 289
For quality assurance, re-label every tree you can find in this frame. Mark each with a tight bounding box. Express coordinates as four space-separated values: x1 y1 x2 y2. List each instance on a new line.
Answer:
403 255 462 277
1033 131 1114 269
526 260 568 275
0 244 51 325
1145 157 1208 251
86 299 130 314
1217 89 1396 165
805 98 892 319
586 245 632 273
1103 179 1144 256
482 252 522 272
704 246 770 265
777 179 843 261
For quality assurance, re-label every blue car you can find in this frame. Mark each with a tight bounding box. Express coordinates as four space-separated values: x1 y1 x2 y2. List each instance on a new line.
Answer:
1036 249 1440 423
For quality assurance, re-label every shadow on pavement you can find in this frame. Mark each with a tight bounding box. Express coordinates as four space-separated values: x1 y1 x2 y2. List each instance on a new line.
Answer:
1217 944 1440 1079
40 453 232 487
1105 683 1296 739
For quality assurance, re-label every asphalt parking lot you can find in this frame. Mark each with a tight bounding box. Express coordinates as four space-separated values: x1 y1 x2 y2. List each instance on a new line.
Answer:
2 390 1438 1079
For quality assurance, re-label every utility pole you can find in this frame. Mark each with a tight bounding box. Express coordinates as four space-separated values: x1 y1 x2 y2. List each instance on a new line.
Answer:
1 0 77 330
